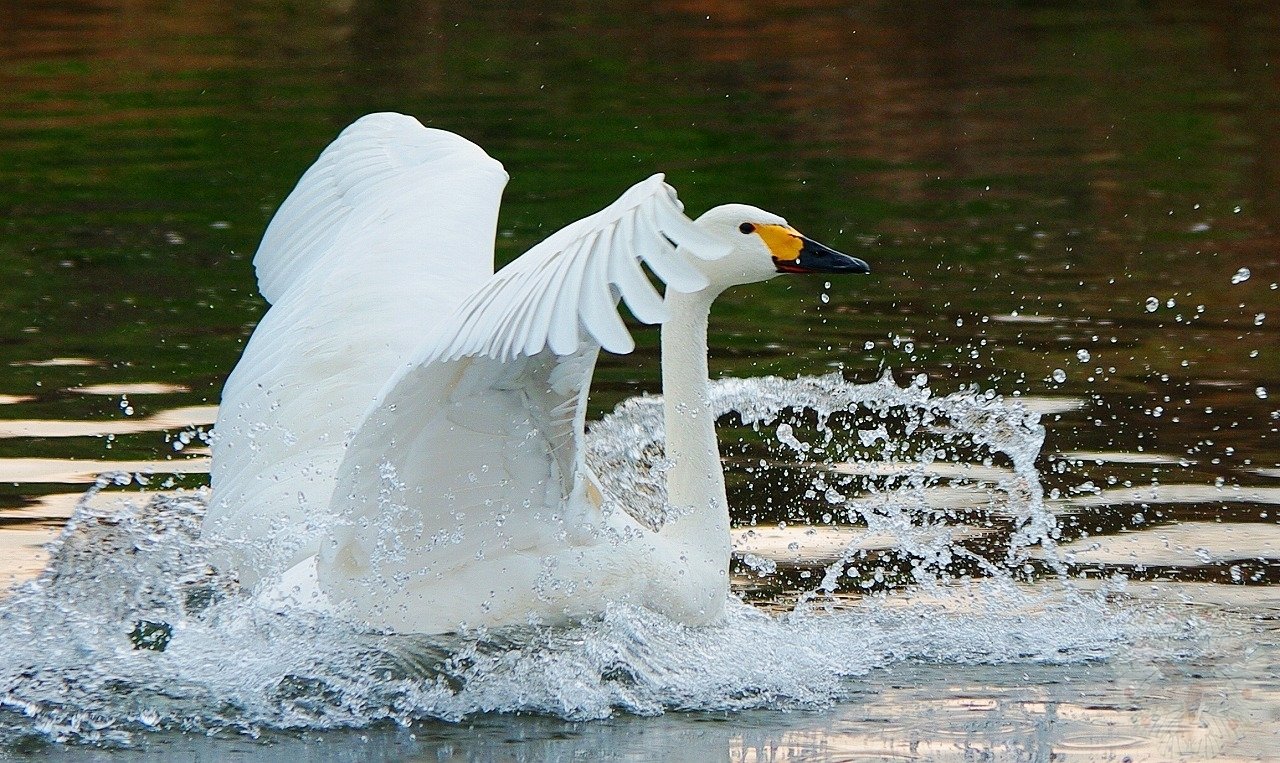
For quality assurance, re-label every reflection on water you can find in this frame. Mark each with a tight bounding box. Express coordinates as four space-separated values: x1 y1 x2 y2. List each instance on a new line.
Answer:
9 359 101 368
0 404 215 438
69 382 190 395
1 0 1278 756
0 456 209 484
1052 521 1280 567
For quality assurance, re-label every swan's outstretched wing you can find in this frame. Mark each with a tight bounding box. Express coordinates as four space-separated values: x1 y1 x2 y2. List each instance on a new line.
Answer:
207 113 509 584
317 177 726 622
430 173 731 362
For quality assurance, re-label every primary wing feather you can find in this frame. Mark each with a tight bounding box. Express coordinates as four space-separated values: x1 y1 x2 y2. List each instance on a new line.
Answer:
206 113 508 584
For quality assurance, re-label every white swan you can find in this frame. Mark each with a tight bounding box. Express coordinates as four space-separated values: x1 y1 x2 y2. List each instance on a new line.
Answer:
204 112 868 634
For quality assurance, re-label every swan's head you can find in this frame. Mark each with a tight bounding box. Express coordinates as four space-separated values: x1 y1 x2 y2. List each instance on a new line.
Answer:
690 203 870 289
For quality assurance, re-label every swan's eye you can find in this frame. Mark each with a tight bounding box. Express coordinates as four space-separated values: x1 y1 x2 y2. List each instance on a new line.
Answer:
739 223 755 234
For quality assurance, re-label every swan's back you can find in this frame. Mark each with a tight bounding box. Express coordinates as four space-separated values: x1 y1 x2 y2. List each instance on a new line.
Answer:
206 113 509 584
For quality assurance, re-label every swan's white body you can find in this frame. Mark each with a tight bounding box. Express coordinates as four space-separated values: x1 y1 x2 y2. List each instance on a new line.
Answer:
205 113 866 634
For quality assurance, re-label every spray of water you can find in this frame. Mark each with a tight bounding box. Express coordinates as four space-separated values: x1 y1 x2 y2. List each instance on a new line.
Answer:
0 373 1165 747
591 371 1063 589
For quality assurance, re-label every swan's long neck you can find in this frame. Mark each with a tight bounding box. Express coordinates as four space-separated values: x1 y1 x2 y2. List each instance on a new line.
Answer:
658 288 730 559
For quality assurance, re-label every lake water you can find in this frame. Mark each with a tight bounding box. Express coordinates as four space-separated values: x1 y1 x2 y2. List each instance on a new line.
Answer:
1 0 1278 759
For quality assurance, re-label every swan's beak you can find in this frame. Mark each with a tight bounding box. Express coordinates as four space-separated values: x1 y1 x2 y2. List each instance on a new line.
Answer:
754 223 869 275
775 236 870 275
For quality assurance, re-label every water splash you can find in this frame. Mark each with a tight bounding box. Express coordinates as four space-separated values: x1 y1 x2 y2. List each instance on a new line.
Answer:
590 371 1060 588
0 373 1164 748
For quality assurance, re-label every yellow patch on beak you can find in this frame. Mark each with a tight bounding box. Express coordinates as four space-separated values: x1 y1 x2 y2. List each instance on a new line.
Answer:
754 224 803 262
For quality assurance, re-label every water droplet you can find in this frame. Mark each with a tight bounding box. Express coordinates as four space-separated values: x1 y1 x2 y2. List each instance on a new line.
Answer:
820 293 830 304
1258 387 1270 400
863 341 874 351
1051 369 1067 383
1255 313 1266 326
1076 349 1091 363
1144 297 1159 312
1231 267 1251 284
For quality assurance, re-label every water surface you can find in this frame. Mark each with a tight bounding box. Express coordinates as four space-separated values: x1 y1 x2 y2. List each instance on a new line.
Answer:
1 0 1278 759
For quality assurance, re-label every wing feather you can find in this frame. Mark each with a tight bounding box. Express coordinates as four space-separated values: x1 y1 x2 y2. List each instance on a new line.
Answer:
429 173 727 365
547 235 594 356
578 226 633 353
206 113 508 585
634 202 709 293
609 240 669 324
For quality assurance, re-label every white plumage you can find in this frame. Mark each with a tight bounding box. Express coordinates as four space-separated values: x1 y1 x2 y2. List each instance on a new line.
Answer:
205 112 868 633
206 114 508 583
426 171 731 363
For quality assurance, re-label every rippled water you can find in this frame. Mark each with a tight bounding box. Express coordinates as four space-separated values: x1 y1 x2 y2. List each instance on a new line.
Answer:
2 0 1278 758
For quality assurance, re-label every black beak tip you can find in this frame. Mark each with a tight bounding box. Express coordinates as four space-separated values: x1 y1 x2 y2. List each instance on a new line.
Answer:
794 237 871 275
844 256 871 274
